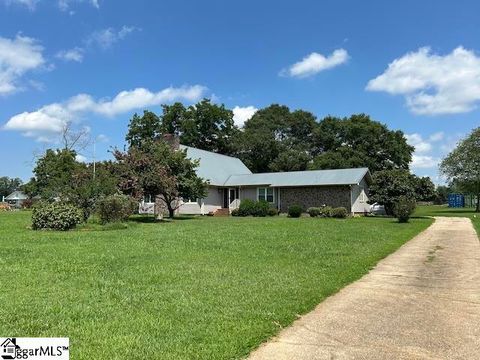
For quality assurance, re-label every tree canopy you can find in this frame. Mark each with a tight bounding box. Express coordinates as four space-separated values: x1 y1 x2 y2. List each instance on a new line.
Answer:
236 104 317 172
440 127 480 212
0 177 22 199
113 139 208 218
368 169 417 215
310 114 413 173
125 99 239 155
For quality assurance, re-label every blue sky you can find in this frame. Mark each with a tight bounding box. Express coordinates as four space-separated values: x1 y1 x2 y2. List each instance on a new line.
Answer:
1 0 479 183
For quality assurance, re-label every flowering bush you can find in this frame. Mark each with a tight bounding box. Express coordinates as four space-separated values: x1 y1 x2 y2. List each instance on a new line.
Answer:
32 202 83 231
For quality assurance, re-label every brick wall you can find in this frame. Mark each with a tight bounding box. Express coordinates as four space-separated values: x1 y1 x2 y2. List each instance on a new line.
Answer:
279 186 351 213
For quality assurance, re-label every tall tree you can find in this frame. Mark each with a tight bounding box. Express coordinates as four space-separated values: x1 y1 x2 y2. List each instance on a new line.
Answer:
440 127 480 212
125 110 162 148
177 99 239 155
60 121 91 152
311 114 413 173
160 102 186 135
0 177 23 199
414 176 436 202
368 169 417 215
32 149 80 199
113 140 208 218
238 104 317 172
69 161 119 220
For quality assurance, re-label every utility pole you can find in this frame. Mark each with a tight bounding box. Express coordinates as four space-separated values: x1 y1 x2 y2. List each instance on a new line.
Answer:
93 136 96 180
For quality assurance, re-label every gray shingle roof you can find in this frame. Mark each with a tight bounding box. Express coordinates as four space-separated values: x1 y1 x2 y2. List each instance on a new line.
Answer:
181 145 252 186
181 145 370 187
5 190 28 200
224 168 371 187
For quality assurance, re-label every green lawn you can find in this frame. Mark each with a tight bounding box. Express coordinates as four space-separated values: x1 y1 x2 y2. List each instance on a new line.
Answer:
414 205 480 234
0 212 432 359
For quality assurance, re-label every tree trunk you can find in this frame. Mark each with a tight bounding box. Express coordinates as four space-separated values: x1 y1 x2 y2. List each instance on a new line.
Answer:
166 200 175 218
476 193 480 213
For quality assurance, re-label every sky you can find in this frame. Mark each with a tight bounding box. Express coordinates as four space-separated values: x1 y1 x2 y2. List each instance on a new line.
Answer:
0 0 479 183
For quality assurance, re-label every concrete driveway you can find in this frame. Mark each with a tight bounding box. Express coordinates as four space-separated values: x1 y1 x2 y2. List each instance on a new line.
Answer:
248 217 480 360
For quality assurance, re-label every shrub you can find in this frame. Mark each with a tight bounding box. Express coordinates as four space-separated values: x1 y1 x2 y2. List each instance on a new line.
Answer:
238 199 256 216
96 194 137 224
331 207 348 218
32 202 83 231
307 207 321 217
252 200 270 217
231 208 240 217
22 198 37 209
288 204 303 218
393 196 416 223
236 199 270 217
319 206 333 218
267 207 279 216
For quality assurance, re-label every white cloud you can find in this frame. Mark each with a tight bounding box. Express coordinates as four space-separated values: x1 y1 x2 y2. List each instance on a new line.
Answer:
96 134 109 142
232 105 257 127
407 132 452 170
281 49 349 78
367 47 480 115
429 131 444 142
87 26 138 49
411 154 439 169
75 154 87 162
3 85 208 140
58 0 99 11
2 0 39 10
3 0 99 11
0 34 46 95
405 133 432 153
55 47 84 62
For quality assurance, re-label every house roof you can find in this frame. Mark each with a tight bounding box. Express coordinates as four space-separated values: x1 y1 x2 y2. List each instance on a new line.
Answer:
224 168 371 187
181 145 252 186
5 190 28 200
181 145 370 187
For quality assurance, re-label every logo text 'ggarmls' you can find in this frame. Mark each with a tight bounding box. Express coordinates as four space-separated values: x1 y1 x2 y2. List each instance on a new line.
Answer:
1 338 69 360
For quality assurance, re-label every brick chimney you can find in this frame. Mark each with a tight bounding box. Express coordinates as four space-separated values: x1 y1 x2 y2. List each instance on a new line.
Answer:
162 133 180 150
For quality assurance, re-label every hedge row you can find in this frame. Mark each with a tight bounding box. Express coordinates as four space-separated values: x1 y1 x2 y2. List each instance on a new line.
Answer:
31 194 138 231
231 199 278 217
307 206 348 218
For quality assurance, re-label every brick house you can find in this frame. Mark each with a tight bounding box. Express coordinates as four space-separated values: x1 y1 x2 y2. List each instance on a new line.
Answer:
174 145 372 215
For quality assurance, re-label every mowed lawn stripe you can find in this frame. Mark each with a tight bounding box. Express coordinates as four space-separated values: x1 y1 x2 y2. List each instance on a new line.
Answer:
0 212 432 359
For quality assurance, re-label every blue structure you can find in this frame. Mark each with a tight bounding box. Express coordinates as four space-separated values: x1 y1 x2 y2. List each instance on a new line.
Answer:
448 194 465 208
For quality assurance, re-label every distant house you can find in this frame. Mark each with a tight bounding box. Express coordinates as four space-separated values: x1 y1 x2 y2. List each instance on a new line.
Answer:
172 145 371 215
4 190 28 209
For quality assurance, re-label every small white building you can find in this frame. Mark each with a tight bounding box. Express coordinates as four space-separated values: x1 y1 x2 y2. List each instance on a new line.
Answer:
4 190 28 209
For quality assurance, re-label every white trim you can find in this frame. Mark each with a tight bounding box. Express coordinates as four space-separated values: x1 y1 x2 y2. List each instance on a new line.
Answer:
257 187 275 203
278 187 281 211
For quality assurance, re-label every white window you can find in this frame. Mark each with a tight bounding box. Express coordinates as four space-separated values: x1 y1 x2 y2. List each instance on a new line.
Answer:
258 187 274 203
359 189 366 203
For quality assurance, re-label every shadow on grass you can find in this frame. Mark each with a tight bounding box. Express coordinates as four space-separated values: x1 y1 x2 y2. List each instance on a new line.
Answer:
129 214 201 224
129 216 158 223
431 209 478 214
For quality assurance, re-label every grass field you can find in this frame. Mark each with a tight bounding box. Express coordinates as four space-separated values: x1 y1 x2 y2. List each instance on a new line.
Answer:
0 212 432 359
414 205 479 234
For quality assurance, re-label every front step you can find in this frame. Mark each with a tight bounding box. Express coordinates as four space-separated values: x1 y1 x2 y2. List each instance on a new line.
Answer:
213 208 230 217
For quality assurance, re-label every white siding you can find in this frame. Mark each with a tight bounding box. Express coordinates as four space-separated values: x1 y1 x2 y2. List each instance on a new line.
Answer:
351 178 370 213
240 186 279 209
177 186 223 215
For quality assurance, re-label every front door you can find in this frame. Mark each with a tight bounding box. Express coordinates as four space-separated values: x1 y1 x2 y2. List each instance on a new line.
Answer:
229 188 236 206
223 189 229 208
223 188 238 208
